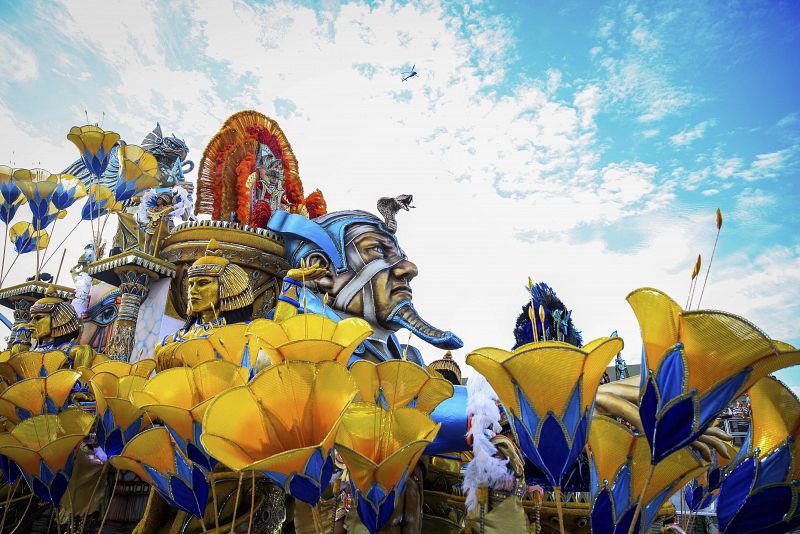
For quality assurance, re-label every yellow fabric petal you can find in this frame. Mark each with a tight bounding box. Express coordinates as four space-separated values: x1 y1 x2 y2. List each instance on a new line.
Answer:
141 405 193 442
136 367 198 408
626 288 682 372
202 386 274 466
40 434 86 472
588 415 635 485
10 414 60 448
581 337 624 411
465 348 518 415
0 445 41 475
191 359 249 401
105 398 143 431
112 427 178 479
747 377 800 476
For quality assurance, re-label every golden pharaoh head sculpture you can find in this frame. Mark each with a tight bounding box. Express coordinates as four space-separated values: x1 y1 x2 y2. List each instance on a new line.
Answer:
186 239 254 314
29 286 81 342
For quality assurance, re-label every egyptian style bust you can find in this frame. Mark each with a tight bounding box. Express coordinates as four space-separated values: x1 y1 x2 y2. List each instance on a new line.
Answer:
155 239 254 370
27 287 99 368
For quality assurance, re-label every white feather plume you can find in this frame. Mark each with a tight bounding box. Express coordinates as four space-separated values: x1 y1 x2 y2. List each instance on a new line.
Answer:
72 272 92 317
463 372 514 511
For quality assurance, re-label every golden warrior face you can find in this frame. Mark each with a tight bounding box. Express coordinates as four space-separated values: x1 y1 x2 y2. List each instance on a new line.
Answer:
187 275 221 321
313 230 419 330
28 311 53 343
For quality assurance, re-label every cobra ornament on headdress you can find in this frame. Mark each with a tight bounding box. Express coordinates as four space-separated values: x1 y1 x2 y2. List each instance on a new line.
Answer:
187 238 253 313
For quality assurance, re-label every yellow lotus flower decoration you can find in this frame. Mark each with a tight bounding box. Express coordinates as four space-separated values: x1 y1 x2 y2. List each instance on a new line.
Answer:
79 358 155 380
466 338 622 489
0 350 67 383
10 168 59 229
115 144 159 202
160 323 250 372
0 409 95 506
201 360 356 504
627 287 800 463
133 360 249 471
81 184 122 220
334 402 440 532
349 359 454 413
67 125 120 178
9 221 49 253
245 314 372 365
0 369 81 423
111 426 210 519
588 415 708 533
91 372 149 456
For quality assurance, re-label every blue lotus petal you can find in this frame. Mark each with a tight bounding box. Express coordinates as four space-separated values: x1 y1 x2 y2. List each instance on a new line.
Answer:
717 456 757 529
123 419 142 444
0 455 22 484
144 465 172 498
754 443 792 488
376 489 396 533
105 428 124 457
289 474 322 505
652 395 696 463
562 381 582 431
698 371 749 429
357 491 380 534
612 464 631 520
39 460 53 484
49 472 70 507
639 376 659 448
720 486 794 534
655 346 684 410
537 413 570 486
31 477 52 503
170 474 205 518
261 470 289 488
591 487 616 533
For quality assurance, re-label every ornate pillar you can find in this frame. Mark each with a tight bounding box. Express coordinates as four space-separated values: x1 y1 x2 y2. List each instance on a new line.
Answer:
86 251 175 361
105 268 153 360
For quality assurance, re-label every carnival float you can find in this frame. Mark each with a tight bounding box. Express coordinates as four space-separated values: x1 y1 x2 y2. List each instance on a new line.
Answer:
0 109 796 534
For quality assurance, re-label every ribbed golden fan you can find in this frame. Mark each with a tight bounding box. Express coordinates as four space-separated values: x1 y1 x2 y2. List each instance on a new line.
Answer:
0 369 81 423
245 314 372 365
164 323 250 369
195 110 301 218
79 358 155 381
349 359 454 413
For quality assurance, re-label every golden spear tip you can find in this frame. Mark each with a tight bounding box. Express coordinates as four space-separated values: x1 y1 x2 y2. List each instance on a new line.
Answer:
692 254 701 279
716 208 723 230
527 276 533 290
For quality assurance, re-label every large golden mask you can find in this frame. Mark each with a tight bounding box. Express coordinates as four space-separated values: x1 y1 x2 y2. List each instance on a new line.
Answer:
185 239 254 321
28 287 81 344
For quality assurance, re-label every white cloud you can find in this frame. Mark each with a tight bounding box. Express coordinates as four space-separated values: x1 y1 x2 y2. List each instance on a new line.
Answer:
0 35 38 82
670 120 713 146
737 147 796 181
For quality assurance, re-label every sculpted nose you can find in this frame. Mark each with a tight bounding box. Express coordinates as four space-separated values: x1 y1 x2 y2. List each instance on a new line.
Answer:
393 259 418 282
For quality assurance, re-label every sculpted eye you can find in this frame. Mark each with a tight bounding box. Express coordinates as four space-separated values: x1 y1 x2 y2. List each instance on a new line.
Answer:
370 245 384 255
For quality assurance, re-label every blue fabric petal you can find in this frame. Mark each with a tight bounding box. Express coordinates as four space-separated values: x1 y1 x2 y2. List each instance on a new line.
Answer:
639 376 659 450
173 449 192 483
0 456 22 484
536 414 570 487
170 475 204 518
356 490 380 534
717 456 758 531
376 489 396 533
39 460 53 485
720 486 794 534
652 395 696 463
562 381 582 432
698 371 749 429
655 346 684 410
261 470 289 488
612 464 631 519
105 428 124 457
755 443 792 488
31 477 53 503
49 472 70 507
289 474 322 505
590 487 615 533
123 419 142 444
144 465 172 499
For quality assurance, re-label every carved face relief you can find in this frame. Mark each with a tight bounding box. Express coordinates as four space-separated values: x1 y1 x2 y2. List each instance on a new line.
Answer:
319 230 418 330
29 312 53 343
187 275 220 320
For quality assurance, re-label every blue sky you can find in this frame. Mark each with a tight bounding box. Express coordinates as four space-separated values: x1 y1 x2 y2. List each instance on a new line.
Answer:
0 0 798 389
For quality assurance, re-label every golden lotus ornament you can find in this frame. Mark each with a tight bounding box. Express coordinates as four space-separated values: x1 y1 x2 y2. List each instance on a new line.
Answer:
245 314 372 365
91 373 149 456
201 360 357 504
334 402 440 533
349 359 454 413
0 369 81 424
67 125 121 178
132 359 249 471
0 409 95 506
